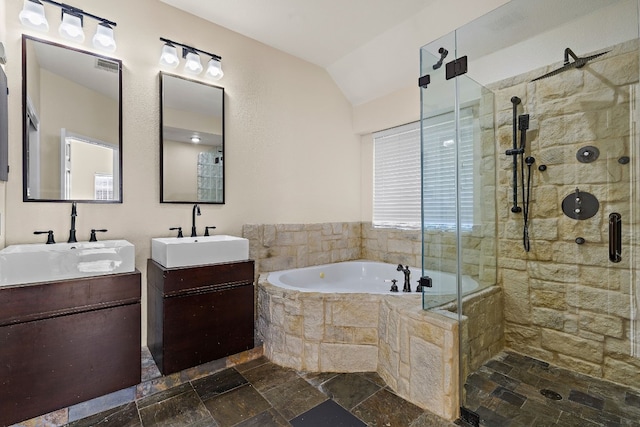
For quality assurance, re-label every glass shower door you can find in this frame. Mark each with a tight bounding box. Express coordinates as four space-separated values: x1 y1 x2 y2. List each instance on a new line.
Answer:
420 29 499 421
420 0 640 423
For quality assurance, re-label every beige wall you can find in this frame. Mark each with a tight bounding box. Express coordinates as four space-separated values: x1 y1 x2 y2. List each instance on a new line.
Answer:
0 0 6 248
2 0 360 343
2 0 512 344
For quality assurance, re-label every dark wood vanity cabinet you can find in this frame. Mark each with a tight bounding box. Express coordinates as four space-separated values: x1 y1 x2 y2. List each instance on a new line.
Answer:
0 271 141 427
147 259 255 375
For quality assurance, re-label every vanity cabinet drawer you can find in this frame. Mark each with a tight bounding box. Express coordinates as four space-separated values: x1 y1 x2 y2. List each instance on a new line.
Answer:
0 271 141 326
148 259 254 295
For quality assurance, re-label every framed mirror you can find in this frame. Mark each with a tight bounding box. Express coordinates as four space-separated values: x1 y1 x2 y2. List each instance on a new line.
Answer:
160 73 224 204
22 35 122 203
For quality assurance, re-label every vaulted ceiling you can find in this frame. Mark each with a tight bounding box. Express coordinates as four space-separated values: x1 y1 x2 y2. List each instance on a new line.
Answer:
158 0 509 106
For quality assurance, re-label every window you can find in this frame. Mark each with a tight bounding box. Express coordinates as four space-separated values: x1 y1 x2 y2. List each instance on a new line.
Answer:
373 108 475 230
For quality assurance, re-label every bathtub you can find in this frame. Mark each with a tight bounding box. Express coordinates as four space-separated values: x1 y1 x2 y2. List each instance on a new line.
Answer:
266 260 479 295
257 260 485 418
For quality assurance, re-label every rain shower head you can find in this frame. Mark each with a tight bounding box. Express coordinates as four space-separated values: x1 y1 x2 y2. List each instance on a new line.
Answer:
531 47 609 82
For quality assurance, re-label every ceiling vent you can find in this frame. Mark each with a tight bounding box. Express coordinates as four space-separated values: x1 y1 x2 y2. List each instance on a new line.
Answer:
95 58 119 73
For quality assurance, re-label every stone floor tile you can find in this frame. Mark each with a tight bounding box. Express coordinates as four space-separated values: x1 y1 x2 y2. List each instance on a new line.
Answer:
625 391 640 408
290 400 366 427
240 362 299 393
466 372 498 393
66 402 141 427
298 371 339 387
191 368 248 401
320 373 382 410
262 376 328 420
351 388 424 427
203 384 271 427
234 409 290 427
233 356 270 373
568 389 604 410
557 411 601 427
136 383 193 410
138 388 214 427
474 405 511 427
356 371 387 388
409 412 457 426
491 386 527 407
485 359 513 375
489 371 520 390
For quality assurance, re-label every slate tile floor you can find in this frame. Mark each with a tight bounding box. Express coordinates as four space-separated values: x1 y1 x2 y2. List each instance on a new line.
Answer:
463 351 640 426
64 356 454 427
20 349 640 426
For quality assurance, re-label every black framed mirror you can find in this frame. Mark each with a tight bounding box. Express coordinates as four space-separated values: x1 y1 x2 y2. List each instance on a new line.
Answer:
22 35 122 203
160 72 224 204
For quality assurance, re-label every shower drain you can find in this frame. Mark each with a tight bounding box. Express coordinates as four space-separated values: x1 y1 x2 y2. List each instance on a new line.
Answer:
540 389 563 400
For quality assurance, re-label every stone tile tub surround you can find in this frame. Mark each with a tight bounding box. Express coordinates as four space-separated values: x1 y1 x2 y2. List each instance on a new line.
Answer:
242 222 496 289
257 275 503 420
493 39 640 390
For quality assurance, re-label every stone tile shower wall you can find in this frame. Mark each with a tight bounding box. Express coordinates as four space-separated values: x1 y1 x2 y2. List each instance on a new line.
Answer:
493 40 640 388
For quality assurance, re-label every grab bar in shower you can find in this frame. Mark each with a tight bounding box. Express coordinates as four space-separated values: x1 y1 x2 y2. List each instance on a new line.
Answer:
609 213 622 263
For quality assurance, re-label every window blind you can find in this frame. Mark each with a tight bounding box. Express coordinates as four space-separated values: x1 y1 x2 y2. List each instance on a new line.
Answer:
373 108 475 230
373 122 422 228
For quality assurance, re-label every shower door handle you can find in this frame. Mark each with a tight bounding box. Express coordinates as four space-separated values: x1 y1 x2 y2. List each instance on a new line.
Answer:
609 213 622 263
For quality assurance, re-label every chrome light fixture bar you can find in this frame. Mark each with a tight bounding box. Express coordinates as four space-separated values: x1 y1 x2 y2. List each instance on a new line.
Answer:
19 0 117 52
159 37 224 81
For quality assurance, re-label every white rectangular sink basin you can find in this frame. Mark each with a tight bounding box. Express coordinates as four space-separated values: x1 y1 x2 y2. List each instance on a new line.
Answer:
151 235 249 269
0 240 135 287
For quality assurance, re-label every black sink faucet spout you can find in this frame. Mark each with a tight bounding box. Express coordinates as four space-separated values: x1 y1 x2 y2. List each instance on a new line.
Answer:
191 204 201 237
68 201 78 243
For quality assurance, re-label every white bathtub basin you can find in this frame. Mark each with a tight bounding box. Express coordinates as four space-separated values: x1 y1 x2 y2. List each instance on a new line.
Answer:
151 235 249 269
0 240 135 287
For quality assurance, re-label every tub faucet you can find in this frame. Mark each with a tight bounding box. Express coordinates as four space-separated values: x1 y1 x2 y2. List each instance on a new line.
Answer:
191 204 201 237
397 264 412 292
68 202 78 243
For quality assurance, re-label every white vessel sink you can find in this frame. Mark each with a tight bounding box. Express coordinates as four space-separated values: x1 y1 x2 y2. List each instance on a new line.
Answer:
151 235 249 269
0 240 136 287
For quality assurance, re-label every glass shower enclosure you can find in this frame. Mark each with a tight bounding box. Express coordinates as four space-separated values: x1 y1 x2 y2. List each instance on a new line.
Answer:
420 0 639 420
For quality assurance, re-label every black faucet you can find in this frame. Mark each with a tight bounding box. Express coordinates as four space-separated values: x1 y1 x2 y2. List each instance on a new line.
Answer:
191 204 201 237
170 227 183 238
68 202 78 243
89 229 108 242
34 230 55 244
397 264 412 292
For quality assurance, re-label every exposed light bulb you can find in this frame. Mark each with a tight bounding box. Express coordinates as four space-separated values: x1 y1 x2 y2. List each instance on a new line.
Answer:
191 136 201 143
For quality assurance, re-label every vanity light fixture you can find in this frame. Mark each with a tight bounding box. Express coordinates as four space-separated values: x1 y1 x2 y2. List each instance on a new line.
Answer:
19 0 117 52
191 135 201 143
159 37 223 80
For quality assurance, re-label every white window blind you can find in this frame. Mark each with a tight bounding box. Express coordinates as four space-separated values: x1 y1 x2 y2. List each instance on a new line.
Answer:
373 108 475 230
373 122 422 228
